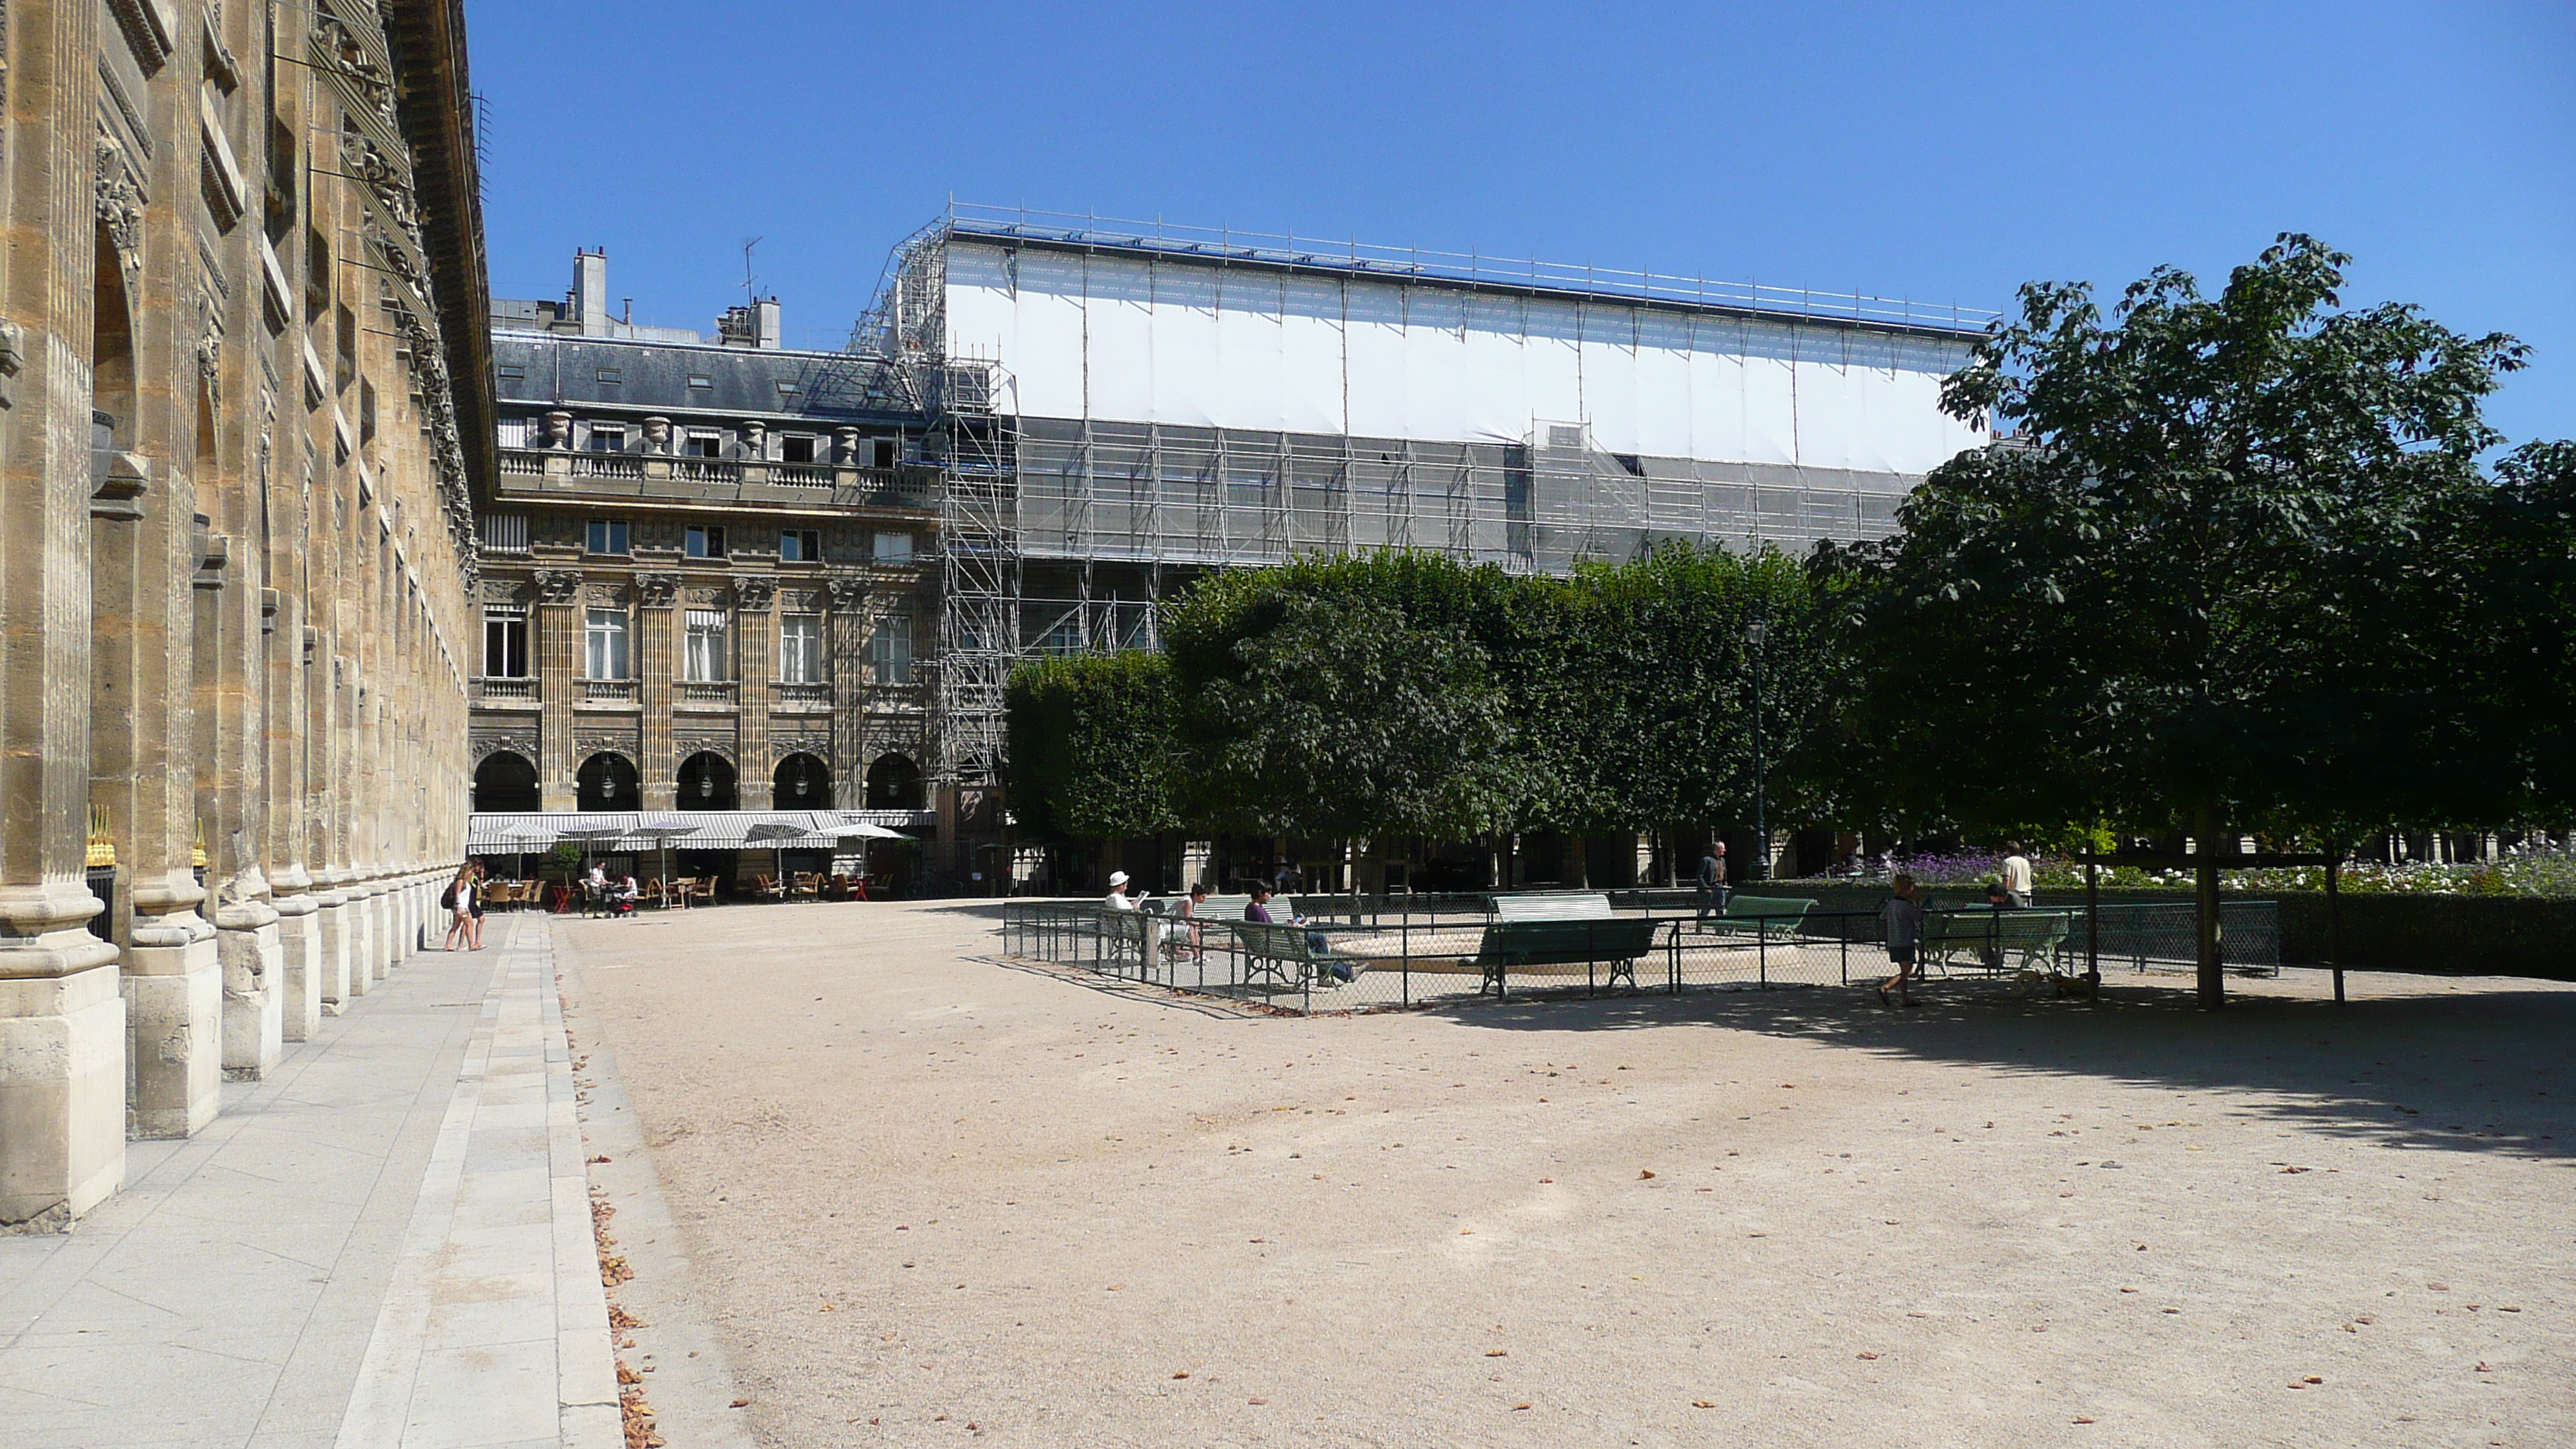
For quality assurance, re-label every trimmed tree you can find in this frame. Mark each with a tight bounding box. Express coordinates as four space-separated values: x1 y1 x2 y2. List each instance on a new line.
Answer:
1858 235 2530 1006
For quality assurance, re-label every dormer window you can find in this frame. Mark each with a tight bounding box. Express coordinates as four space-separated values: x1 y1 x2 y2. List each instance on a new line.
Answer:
586 426 626 453
780 435 816 464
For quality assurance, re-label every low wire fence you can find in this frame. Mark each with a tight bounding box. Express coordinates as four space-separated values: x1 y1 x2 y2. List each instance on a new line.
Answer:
996 896 2280 1016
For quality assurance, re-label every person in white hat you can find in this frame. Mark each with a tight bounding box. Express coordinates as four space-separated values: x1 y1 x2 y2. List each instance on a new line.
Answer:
1102 870 1138 911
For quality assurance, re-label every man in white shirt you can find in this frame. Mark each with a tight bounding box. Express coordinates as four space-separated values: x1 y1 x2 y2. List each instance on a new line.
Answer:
1102 869 1137 911
1999 844 2034 908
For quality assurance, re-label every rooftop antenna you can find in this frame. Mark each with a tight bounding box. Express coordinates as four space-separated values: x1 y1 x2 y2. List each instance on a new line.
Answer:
741 236 763 306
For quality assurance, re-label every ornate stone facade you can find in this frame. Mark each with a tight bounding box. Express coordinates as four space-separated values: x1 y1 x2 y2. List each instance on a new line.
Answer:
470 251 941 824
0 1 489 1225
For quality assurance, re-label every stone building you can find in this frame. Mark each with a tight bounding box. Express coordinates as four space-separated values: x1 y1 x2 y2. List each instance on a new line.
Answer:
470 251 940 839
0 1 489 1225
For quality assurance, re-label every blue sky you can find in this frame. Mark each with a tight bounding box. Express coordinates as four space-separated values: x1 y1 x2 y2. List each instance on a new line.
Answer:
466 1 2571 445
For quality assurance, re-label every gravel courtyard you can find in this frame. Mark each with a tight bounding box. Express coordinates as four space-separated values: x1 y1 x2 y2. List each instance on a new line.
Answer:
560 899 2572 1448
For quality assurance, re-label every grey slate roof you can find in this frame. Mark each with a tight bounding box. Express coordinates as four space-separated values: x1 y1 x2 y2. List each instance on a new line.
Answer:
490 332 919 424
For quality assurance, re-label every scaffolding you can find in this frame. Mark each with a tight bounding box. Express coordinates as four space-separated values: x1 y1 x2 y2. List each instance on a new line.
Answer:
862 203 1999 788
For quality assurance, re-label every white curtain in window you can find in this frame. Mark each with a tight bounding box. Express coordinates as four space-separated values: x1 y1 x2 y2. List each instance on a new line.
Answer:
684 609 731 682
779 614 823 684
871 614 913 684
584 608 629 680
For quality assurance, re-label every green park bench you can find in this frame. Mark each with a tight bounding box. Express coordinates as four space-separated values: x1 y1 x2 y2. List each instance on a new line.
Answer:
1922 909 2084 995
1225 920 1358 995
1488 891 1615 920
1697 895 1812 942
1473 917 1664 998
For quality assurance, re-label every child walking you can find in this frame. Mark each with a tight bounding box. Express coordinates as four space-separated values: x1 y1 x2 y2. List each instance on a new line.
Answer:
1876 873 1925 1008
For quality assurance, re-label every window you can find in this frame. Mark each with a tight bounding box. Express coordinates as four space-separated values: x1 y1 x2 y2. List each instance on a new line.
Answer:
683 609 731 682
872 437 898 469
596 368 624 384
684 525 726 560
686 373 713 390
586 426 626 453
775 379 800 396
497 364 526 381
498 416 533 447
483 607 528 677
584 519 629 555
584 607 629 680
685 432 722 458
780 434 816 464
870 612 913 685
779 529 821 563
779 614 823 683
479 512 530 553
872 531 913 564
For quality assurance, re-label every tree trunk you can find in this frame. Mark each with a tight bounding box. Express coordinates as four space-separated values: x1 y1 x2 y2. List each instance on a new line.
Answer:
2194 802 2224 1010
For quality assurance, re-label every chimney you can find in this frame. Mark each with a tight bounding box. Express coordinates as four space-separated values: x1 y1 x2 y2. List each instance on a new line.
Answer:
571 248 609 337
754 298 783 350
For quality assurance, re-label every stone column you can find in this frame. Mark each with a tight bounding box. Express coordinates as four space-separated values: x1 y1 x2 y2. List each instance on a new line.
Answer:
635 572 679 808
534 567 581 810
1 0 126 1223
733 574 776 807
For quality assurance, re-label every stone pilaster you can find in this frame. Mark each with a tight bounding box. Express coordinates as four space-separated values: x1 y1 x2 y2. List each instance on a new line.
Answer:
827 577 868 801
733 573 776 806
314 875 355 1005
636 571 678 808
535 566 581 809
215 869 283 1080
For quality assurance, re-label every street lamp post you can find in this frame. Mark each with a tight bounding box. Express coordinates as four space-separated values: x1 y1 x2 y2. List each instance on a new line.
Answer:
1746 616 1767 882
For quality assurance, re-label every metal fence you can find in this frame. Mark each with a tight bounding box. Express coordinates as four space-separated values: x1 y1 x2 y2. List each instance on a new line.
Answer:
995 897 2280 1016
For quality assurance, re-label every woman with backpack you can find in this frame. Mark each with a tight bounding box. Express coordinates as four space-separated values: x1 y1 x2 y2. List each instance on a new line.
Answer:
442 865 478 952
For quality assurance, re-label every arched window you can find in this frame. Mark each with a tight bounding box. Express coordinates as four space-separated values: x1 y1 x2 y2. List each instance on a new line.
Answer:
575 752 639 812
677 752 738 810
865 754 922 810
474 752 542 812
772 753 831 809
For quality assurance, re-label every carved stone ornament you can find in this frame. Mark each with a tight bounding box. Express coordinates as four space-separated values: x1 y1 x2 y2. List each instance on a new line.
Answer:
94 133 145 277
195 286 225 402
674 738 737 766
584 582 627 606
634 572 681 608
684 585 722 606
471 733 537 763
480 577 529 605
825 577 868 611
732 577 777 612
775 737 831 765
575 736 637 763
532 568 583 605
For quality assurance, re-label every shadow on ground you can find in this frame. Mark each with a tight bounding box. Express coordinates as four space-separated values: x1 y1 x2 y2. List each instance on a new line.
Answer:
1408 974 2575 1161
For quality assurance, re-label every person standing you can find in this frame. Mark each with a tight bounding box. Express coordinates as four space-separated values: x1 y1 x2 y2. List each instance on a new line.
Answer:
2000 843 2035 909
443 865 476 952
466 864 488 950
1876 874 1926 1008
1696 841 1729 925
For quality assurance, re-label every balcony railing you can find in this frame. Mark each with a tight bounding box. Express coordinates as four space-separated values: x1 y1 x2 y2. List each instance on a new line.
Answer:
677 680 738 705
581 679 639 705
772 680 832 708
475 676 536 703
495 448 939 509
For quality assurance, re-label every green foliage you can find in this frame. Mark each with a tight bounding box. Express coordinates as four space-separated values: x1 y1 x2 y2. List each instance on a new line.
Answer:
1853 234 2533 842
1003 652 1183 840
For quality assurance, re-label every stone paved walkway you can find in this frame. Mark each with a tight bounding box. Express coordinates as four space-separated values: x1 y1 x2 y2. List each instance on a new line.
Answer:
0 914 617 1449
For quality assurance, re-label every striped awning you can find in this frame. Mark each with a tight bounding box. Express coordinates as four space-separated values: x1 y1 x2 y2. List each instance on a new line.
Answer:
466 809 928 853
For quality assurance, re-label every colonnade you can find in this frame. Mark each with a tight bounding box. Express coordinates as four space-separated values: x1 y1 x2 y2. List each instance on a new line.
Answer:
0 0 485 1224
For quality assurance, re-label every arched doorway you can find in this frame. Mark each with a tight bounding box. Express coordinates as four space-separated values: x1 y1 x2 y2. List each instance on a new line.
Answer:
865 753 922 810
677 752 738 810
772 753 831 809
576 752 639 812
474 752 542 812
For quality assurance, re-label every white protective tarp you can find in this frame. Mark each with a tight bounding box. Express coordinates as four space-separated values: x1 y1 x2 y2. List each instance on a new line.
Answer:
942 238 1986 472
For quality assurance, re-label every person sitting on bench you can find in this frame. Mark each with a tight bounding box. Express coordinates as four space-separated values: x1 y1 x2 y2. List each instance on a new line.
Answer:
1248 886 1350 981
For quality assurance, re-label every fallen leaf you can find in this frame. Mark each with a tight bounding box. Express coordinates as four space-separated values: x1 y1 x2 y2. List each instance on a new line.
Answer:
2119 1287 2138 1293
2304 1376 2323 1384
1857 1351 1879 1360
729 1399 751 1408
1173 1370 1190 1379
2074 1416 2097 1424
1485 1349 1508 1358
2476 1362 2495 1373
1639 1170 1656 1180
1511 1403 1533 1411
1693 1400 1717 1409
2161 1307 2180 1314
1249 1397 1268 1405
